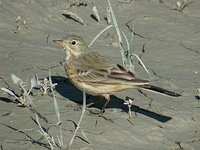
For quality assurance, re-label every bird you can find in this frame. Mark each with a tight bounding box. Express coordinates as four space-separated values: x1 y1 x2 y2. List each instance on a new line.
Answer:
53 35 181 113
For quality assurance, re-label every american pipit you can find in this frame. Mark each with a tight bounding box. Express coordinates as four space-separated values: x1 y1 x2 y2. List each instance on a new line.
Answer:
53 35 181 112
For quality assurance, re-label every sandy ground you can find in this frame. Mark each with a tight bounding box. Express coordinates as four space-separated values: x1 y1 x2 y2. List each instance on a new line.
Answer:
0 0 200 149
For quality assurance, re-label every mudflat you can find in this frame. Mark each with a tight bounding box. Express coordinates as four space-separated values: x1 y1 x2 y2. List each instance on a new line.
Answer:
0 0 200 149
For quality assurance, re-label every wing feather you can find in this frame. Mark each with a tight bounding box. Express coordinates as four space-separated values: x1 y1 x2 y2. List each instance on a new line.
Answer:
69 51 149 85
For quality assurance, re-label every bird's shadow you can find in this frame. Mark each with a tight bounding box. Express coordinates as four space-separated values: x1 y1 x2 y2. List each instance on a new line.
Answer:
51 76 172 123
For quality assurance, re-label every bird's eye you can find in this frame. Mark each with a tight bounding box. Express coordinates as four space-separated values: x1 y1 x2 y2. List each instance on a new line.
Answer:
71 40 77 45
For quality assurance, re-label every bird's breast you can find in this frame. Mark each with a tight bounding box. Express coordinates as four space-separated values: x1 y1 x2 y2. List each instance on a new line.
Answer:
64 63 128 96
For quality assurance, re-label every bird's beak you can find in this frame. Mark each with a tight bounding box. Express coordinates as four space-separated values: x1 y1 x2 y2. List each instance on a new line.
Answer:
53 39 64 46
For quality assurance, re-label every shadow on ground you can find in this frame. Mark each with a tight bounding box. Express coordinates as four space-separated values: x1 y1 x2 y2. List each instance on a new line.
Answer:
48 76 172 122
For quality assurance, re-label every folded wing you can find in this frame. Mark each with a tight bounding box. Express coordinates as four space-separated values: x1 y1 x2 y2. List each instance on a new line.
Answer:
69 51 149 85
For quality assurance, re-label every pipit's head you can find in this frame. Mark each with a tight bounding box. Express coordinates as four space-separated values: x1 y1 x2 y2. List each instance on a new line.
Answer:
53 35 88 60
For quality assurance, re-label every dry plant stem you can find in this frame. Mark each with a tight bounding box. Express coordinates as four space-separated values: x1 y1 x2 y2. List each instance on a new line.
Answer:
119 21 149 74
124 97 134 118
129 20 135 48
132 54 150 74
107 1 149 74
196 88 200 100
198 88 200 96
107 0 122 43
36 114 56 149
106 7 112 25
1 87 19 101
107 0 125 65
93 6 100 22
128 106 132 118
89 25 113 47
49 70 61 123
68 91 87 148
64 11 86 27
11 74 35 107
49 70 63 147
121 31 130 51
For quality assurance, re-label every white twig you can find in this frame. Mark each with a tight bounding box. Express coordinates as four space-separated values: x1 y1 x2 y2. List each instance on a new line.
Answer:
68 91 88 148
93 6 100 22
89 25 113 47
36 114 56 149
132 53 150 74
124 97 134 118
1 87 19 101
106 7 112 25
49 70 63 147
64 11 86 27
107 0 125 66
107 0 122 44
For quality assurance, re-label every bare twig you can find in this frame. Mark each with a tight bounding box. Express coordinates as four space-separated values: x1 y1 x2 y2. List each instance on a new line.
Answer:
49 70 63 147
63 11 86 27
106 7 112 25
89 25 113 47
68 91 90 148
92 6 100 22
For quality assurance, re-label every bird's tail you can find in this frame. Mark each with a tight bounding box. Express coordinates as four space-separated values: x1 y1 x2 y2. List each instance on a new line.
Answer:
137 84 181 97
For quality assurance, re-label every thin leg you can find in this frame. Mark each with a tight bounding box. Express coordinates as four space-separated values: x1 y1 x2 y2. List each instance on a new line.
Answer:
95 95 113 126
100 99 110 114
86 94 111 116
99 94 110 114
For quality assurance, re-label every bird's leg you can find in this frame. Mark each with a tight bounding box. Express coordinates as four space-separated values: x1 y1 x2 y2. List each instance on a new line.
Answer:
99 94 110 114
86 94 113 123
95 94 113 126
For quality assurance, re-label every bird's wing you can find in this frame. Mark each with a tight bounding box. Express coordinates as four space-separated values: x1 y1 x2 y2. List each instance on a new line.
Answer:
69 51 149 85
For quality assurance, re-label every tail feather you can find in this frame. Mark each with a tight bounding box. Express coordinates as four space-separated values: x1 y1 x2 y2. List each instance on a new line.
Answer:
138 84 181 97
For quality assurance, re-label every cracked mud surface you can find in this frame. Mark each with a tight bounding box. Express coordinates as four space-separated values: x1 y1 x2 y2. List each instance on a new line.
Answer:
0 0 200 149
